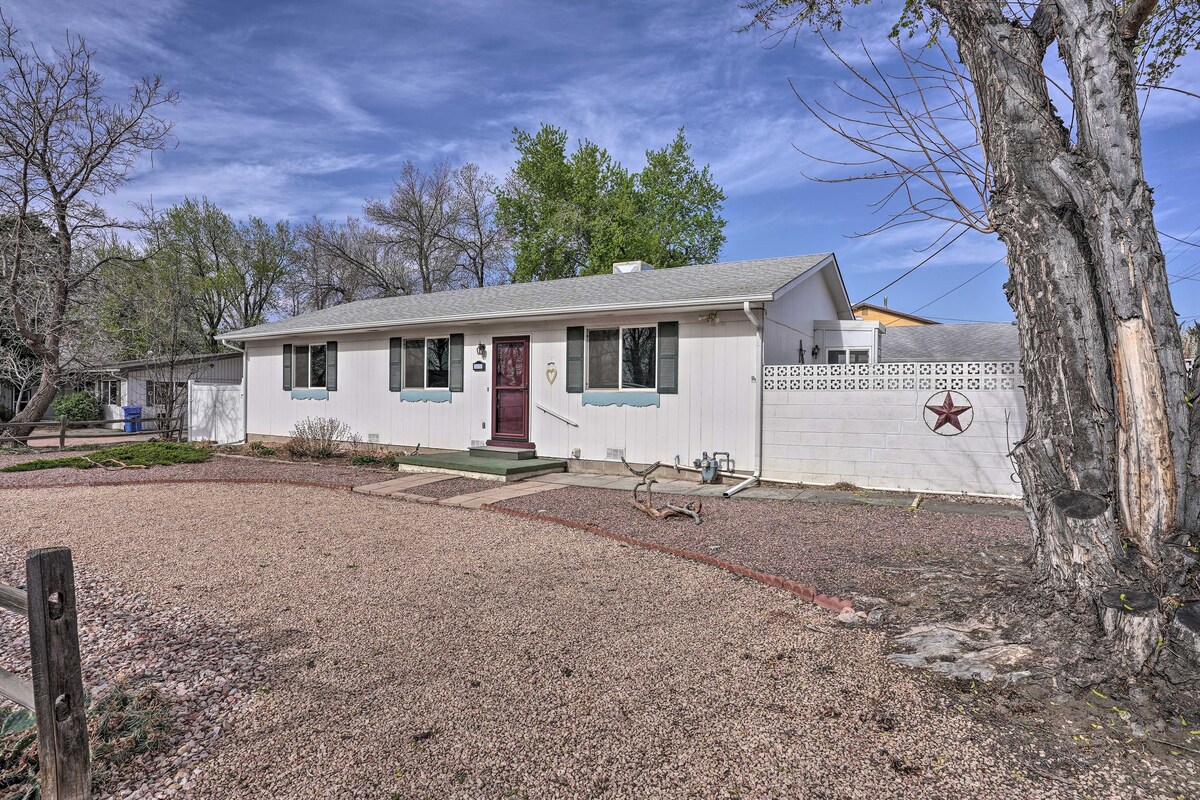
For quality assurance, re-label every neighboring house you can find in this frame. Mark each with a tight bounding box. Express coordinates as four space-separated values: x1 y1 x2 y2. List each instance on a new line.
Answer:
221 255 857 476
878 321 1020 362
79 352 243 430
0 380 20 416
852 301 939 327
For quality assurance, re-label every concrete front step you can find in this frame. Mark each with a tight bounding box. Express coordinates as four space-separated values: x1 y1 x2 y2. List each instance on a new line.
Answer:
468 445 537 461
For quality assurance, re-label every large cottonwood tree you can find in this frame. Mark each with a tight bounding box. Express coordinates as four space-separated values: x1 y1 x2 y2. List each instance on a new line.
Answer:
0 16 175 432
742 0 1200 674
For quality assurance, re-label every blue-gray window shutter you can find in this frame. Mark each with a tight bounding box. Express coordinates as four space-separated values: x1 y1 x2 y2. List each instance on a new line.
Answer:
283 344 293 391
566 327 584 393
326 341 338 391
389 338 402 392
449 333 464 392
657 321 678 395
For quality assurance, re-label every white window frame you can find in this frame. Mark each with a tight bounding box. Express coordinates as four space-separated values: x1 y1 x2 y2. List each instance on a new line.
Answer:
98 379 121 406
585 325 658 391
826 348 871 365
294 343 328 390
403 336 451 390
145 380 188 407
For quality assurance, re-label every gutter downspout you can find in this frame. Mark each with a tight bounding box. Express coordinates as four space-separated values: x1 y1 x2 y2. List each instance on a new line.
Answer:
724 302 764 498
220 341 248 445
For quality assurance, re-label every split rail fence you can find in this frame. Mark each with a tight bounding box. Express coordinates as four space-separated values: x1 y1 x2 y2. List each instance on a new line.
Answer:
0 415 183 449
0 548 90 799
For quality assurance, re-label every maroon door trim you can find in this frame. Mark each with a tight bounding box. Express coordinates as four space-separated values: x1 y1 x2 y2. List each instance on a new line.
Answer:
491 336 530 444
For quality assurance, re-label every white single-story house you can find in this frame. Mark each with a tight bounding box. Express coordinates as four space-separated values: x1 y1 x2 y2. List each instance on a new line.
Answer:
221 255 1028 497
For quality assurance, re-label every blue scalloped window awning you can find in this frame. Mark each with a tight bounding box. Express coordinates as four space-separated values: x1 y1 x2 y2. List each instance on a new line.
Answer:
290 389 329 400
399 389 452 403
581 391 660 408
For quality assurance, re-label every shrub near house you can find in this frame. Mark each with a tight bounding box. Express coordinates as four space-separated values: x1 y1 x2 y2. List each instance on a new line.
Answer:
52 391 103 422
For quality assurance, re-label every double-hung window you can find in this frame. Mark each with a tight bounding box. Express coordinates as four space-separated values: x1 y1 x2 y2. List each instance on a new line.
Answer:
294 344 327 389
404 337 450 389
827 348 870 365
98 380 120 405
587 326 657 390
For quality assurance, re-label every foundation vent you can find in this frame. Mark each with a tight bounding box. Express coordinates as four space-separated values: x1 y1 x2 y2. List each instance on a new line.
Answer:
606 448 626 461
367 433 380 444
471 439 487 448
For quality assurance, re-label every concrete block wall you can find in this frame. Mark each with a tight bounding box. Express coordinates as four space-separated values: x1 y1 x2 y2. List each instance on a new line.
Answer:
762 362 1027 497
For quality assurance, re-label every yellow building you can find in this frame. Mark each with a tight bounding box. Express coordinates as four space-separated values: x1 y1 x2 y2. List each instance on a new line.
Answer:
852 302 939 327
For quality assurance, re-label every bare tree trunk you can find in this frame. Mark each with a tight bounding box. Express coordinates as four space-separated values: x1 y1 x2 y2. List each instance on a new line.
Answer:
938 1 1189 673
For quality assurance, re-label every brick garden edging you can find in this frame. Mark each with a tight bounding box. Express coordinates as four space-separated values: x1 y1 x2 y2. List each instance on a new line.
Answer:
486 505 856 615
0 477 357 492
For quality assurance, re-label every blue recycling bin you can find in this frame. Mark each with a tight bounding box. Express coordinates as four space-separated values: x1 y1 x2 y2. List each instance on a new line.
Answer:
122 405 143 433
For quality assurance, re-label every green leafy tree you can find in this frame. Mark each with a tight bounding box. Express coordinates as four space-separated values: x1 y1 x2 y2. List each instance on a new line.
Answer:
497 125 726 281
158 198 239 351
634 129 727 269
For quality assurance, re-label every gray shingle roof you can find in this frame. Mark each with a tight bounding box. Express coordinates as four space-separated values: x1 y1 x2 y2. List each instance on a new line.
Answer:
879 322 1020 362
222 254 835 340
81 352 241 373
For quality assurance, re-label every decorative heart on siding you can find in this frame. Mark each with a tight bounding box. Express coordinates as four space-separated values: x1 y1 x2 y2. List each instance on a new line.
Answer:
546 363 558 385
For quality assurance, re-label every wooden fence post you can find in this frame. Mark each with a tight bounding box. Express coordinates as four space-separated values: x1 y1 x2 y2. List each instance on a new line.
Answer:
58 418 67 451
26 548 91 800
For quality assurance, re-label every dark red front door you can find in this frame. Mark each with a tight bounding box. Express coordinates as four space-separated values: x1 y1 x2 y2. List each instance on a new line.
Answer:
492 337 530 442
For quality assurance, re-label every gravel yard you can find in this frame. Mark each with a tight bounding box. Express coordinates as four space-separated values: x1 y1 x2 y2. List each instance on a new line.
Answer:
0 450 391 489
0 544 264 798
0 482 1192 799
497 485 1029 598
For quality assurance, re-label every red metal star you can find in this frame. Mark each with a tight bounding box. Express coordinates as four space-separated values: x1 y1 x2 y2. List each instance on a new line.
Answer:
925 392 972 432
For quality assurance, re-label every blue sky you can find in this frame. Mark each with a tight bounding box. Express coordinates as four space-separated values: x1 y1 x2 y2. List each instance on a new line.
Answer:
14 0 1200 324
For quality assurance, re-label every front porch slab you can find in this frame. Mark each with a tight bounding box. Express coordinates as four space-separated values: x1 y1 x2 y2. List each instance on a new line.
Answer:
393 451 567 483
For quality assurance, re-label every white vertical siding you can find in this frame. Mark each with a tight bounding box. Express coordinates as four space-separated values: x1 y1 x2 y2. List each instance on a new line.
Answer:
245 312 760 471
763 273 840 365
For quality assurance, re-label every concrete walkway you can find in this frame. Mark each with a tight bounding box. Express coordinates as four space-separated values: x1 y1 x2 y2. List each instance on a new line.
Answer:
436 481 563 509
354 473 458 497
353 473 564 508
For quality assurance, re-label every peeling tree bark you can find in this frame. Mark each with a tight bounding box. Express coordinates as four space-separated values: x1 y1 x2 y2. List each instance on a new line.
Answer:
932 0 1192 673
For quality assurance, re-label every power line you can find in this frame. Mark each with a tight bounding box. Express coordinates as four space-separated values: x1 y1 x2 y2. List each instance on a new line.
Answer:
925 315 1015 323
911 257 1005 314
854 228 969 305
1163 223 1200 263
1160 229 1200 250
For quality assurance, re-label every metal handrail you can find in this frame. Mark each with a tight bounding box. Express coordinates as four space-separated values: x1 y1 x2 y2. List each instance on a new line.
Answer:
535 403 579 428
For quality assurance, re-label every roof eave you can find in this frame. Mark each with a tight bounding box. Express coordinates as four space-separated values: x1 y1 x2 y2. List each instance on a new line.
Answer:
218 294 778 342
